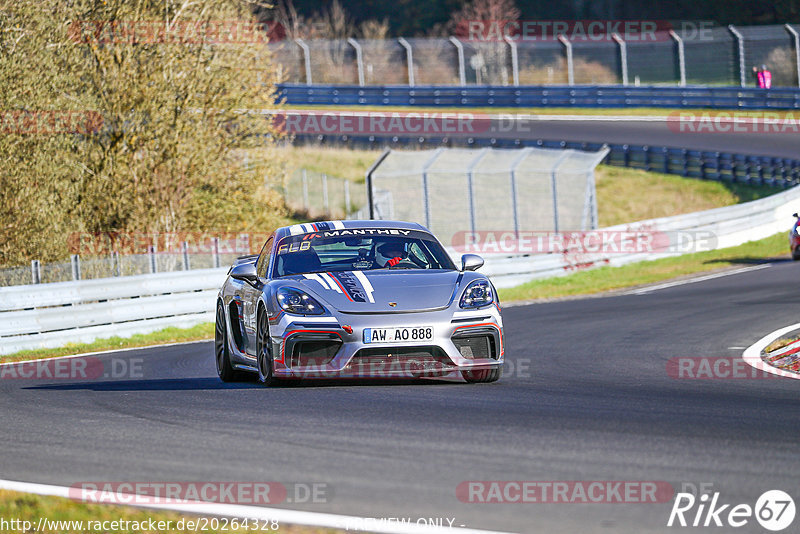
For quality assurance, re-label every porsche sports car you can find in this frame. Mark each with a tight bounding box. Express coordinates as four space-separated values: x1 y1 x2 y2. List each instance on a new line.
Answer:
215 220 503 385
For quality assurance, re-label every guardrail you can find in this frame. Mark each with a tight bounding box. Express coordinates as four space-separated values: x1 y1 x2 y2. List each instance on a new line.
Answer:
0 269 226 355
278 83 800 110
2 183 798 355
293 133 800 189
481 184 800 288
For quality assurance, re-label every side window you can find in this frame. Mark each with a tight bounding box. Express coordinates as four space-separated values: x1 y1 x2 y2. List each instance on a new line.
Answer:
256 235 274 279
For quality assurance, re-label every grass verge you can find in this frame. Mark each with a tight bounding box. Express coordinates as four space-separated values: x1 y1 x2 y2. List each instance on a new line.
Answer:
0 323 214 364
0 490 332 533
498 232 787 302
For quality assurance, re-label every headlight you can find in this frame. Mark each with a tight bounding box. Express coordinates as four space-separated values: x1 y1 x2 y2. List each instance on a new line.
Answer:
277 287 325 315
460 279 493 308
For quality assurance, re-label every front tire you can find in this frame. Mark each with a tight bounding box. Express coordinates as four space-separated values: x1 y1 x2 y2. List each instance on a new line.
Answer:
215 302 245 382
257 308 279 386
462 366 502 383
793 248 800 261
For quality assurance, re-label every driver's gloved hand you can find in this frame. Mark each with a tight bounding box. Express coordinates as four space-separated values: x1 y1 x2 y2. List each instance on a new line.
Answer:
386 257 402 267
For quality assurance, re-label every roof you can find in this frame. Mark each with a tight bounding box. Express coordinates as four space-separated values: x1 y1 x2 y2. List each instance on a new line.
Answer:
277 220 429 239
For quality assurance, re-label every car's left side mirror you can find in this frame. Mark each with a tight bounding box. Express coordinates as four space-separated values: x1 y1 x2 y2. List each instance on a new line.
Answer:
460 254 484 272
230 262 259 284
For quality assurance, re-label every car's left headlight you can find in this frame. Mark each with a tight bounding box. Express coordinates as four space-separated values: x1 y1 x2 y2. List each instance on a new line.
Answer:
277 287 325 315
460 279 493 308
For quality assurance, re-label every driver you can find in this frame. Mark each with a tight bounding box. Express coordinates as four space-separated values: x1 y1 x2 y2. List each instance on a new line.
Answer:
375 241 408 267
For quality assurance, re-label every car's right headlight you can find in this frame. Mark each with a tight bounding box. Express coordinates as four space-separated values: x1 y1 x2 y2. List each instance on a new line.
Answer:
277 287 325 315
460 279 494 308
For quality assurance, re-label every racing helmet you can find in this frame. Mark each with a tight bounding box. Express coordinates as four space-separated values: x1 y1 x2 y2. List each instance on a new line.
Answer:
375 239 408 266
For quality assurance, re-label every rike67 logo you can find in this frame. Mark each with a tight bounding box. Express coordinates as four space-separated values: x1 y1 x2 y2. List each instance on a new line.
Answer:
668 490 795 531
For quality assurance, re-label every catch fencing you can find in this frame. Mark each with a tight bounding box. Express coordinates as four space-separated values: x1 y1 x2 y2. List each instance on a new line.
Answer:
271 24 800 88
268 168 367 220
364 147 608 248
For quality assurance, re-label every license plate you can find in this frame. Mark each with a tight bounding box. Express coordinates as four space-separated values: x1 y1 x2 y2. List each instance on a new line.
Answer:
363 327 433 344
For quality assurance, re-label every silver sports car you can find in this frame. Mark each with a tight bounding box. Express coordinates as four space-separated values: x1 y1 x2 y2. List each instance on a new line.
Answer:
215 220 503 385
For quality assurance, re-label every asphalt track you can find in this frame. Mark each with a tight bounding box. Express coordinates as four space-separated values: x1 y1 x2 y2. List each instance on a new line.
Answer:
510 118 800 159
3 259 800 533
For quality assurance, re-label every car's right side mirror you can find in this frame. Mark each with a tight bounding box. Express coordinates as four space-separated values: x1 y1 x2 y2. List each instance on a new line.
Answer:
460 254 484 272
794 213 798 218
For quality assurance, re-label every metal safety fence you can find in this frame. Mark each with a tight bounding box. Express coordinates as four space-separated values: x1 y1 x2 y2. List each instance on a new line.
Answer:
364 147 608 248
270 24 800 88
267 168 367 220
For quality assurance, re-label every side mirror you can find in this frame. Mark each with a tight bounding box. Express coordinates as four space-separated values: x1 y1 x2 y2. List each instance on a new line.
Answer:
794 213 798 218
460 254 484 272
230 262 259 284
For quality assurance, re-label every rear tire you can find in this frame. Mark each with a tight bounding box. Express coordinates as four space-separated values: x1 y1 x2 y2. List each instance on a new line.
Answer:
461 366 502 383
215 302 246 382
793 248 800 261
257 308 279 386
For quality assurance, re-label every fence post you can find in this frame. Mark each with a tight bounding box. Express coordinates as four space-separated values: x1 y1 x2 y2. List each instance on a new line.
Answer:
112 251 120 277
558 35 574 86
398 37 415 86
669 30 687 86
302 169 309 211
344 179 351 216
148 244 157 274
347 38 365 86
212 237 220 269
182 241 190 271
505 36 519 86
550 151 572 233
295 38 312 85
31 260 41 284
421 148 445 229
322 173 329 215
466 149 490 236
509 148 532 238
728 25 746 87
786 24 800 88
71 254 81 281
449 36 466 86
365 148 391 220
611 33 629 86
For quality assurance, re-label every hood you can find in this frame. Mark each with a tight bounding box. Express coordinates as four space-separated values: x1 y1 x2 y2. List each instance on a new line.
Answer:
282 270 463 313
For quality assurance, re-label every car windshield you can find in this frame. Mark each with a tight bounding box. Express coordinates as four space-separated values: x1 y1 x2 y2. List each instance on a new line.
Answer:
272 228 456 277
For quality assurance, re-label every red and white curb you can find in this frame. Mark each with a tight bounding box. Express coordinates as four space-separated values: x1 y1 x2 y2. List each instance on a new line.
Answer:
742 322 800 380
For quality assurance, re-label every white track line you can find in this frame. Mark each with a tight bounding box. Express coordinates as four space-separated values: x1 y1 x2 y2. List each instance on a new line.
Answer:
628 264 771 295
0 339 211 367
742 323 800 380
0 479 512 534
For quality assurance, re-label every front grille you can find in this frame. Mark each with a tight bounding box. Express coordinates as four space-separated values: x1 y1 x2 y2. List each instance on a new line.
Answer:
290 339 340 368
345 346 454 375
451 326 499 360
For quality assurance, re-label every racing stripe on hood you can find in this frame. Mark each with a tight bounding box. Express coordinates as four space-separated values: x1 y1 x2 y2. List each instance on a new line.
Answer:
353 271 375 303
327 271 370 302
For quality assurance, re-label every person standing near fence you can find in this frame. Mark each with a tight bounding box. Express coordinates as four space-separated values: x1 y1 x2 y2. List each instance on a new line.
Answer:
757 65 772 89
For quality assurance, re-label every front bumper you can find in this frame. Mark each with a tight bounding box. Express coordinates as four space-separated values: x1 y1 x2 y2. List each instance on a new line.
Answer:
268 306 504 379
